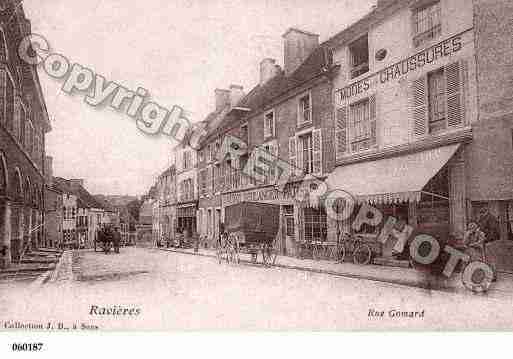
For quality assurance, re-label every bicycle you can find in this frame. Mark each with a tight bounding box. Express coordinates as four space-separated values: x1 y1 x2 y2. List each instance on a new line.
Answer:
336 232 372 265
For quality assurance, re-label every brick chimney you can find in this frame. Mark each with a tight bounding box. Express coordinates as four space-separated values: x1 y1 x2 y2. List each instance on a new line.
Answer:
44 156 53 186
215 88 230 111
282 28 319 76
229 84 244 107
259 58 281 85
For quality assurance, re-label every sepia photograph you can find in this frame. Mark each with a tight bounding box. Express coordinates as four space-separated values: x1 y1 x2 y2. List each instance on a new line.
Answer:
1 0 513 350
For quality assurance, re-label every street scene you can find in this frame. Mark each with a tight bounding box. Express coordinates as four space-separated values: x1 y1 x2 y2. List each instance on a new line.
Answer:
3 246 513 330
1 0 513 333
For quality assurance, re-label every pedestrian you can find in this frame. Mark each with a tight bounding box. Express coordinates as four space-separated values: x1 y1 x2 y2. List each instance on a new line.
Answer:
113 227 121 254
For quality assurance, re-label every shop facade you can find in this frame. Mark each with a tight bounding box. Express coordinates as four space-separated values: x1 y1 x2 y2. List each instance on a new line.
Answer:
326 0 478 257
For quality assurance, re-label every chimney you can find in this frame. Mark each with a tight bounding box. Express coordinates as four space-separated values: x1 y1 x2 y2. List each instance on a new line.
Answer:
215 88 230 111
259 58 281 85
44 156 53 186
229 84 244 107
282 28 319 76
69 179 85 187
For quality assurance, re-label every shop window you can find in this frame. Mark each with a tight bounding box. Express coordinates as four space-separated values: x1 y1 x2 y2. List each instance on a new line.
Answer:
298 93 311 126
304 207 327 242
428 68 446 133
299 133 313 174
264 109 275 139
350 98 371 152
413 1 442 47
349 34 369 79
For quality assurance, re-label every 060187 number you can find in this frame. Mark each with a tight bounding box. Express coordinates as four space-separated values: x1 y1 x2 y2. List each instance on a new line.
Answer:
11 343 44 351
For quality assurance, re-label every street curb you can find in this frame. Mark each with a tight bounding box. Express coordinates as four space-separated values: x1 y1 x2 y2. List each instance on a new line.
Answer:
156 247 434 291
49 250 73 283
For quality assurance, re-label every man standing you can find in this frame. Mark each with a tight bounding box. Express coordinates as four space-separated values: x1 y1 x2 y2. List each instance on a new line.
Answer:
113 227 121 254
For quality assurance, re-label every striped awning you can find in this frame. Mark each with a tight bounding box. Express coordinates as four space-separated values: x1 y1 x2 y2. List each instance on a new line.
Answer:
326 144 461 205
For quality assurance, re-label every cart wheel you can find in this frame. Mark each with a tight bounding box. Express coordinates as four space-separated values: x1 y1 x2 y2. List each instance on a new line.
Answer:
353 244 372 265
337 245 346 263
262 244 277 267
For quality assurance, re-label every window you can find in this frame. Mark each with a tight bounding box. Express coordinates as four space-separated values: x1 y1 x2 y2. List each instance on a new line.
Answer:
304 207 327 242
264 110 275 138
198 148 204 163
350 99 371 152
428 68 446 132
298 94 311 126
299 133 313 174
349 35 369 79
284 205 294 237
413 1 441 47
183 151 191 170
240 123 248 145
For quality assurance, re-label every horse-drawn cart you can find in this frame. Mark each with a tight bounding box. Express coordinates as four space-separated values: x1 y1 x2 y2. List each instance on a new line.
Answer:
218 202 280 266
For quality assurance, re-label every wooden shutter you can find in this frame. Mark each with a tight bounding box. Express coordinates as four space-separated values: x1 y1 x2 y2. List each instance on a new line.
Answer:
288 137 297 176
335 107 348 160
270 141 278 182
412 76 428 136
312 129 322 175
297 136 304 176
445 61 466 127
369 95 377 146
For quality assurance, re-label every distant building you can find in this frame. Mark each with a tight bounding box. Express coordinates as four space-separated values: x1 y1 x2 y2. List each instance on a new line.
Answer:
43 156 62 248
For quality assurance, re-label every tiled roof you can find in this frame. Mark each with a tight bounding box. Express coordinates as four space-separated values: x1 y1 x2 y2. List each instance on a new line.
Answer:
53 177 105 209
200 45 332 144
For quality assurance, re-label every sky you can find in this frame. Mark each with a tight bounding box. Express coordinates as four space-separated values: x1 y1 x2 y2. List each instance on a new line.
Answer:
23 0 375 196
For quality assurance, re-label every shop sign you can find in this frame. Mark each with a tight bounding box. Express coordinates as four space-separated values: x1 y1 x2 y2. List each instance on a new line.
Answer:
222 187 294 206
336 31 467 103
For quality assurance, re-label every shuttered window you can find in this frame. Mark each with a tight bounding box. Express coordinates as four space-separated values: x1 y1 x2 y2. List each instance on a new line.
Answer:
412 61 466 136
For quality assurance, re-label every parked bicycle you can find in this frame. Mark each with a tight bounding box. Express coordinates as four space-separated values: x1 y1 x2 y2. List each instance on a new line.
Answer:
336 232 372 265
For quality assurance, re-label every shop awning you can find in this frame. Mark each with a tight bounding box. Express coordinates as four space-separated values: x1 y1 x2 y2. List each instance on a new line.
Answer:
326 144 461 205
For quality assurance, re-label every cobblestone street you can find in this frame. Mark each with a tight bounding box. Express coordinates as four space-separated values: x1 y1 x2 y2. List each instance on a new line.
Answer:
1 246 513 330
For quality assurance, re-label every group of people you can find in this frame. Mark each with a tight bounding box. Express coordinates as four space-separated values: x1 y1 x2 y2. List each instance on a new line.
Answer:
96 225 121 254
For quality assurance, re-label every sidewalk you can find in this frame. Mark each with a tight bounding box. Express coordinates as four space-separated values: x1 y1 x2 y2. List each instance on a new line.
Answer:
157 246 513 295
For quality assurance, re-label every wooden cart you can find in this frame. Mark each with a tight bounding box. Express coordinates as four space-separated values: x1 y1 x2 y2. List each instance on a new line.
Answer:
218 202 280 266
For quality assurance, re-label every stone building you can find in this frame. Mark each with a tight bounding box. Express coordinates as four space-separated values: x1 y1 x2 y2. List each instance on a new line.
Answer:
324 0 513 263
196 87 243 246
155 165 176 245
197 27 337 255
174 136 198 237
0 1 51 268
43 156 62 248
